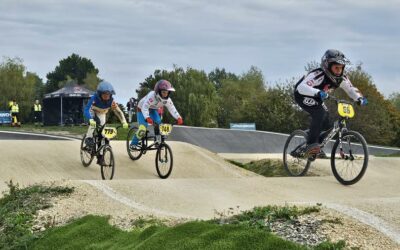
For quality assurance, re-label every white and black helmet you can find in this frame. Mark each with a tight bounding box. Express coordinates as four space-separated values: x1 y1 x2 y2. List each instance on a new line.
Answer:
321 49 350 86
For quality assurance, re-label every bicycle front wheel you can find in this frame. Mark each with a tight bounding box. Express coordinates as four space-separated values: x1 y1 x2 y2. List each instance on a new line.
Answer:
155 143 173 179
126 126 143 161
283 130 311 176
331 131 369 185
80 134 94 167
101 145 115 180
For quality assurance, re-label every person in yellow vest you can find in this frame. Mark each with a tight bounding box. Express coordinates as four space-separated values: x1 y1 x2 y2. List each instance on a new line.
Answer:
33 99 42 126
10 100 21 127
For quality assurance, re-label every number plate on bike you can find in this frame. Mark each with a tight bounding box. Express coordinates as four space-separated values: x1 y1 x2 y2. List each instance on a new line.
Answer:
338 102 355 118
102 127 117 139
160 124 173 136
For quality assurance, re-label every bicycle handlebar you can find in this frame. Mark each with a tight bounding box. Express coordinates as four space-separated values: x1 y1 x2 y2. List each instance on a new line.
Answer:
328 95 359 105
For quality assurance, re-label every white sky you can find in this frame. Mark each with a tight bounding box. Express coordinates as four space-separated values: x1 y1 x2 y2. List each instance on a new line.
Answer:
1 0 400 103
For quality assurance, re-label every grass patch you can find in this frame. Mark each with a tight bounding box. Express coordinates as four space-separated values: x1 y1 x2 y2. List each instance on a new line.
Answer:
0 181 74 250
31 215 317 250
0 123 130 140
227 159 290 177
1 182 344 249
31 205 344 250
0 123 87 135
213 204 321 229
375 152 400 157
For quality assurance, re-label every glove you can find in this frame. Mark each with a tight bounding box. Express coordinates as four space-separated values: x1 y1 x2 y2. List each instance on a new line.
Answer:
318 91 328 101
89 119 96 128
146 117 153 125
357 97 368 106
122 122 129 129
177 117 183 125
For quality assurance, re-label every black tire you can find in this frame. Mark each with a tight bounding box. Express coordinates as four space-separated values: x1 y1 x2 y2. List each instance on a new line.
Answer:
155 143 173 179
283 130 311 176
126 126 143 161
331 130 369 185
101 145 115 180
80 134 94 167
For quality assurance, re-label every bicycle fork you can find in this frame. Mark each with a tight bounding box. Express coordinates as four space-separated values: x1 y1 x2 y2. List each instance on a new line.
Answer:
337 130 354 160
158 145 169 163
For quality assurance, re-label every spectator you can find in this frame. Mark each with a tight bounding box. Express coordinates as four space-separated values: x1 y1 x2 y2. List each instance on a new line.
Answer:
33 99 42 126
10 99 21 127
126 97 137 123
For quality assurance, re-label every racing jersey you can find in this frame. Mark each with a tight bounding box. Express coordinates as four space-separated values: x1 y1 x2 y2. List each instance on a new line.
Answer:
84 94 126 123
138 91 180 120
295 68 362 104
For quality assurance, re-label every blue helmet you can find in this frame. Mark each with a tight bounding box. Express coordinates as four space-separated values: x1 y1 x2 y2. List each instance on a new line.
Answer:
97 81 115 96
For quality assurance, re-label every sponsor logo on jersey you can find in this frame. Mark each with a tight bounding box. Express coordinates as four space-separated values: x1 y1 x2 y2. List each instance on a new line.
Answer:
303 97 317 106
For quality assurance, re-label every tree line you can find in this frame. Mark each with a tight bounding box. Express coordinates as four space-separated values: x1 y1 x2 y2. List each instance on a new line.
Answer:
1 54 399 147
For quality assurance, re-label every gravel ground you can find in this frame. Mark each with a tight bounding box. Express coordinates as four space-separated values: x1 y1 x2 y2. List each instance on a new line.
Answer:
270 209 399 249
31 180 399 249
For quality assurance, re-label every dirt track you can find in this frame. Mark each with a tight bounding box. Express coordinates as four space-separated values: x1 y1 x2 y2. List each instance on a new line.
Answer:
0 137 399 246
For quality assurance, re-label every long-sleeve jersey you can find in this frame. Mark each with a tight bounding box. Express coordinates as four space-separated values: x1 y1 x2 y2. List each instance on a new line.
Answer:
295 68 363 102
138 91 180 120
84 94 126 123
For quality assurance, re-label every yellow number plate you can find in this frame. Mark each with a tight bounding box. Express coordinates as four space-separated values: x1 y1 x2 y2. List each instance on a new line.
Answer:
160 124 173 136
338 103 355 118
102 127 117 139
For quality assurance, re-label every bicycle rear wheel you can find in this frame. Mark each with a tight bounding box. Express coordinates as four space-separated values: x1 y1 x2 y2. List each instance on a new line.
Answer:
80 134 94 167
331 131 368 185
155 143 173 179
283 130 311 176
101 145 115 180
126 126 143 160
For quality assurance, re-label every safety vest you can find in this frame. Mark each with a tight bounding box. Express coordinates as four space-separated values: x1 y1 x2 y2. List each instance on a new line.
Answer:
11 104 19 113
34 104 42 112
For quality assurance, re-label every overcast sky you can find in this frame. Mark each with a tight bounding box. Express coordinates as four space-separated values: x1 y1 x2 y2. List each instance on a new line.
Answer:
1 0 399 103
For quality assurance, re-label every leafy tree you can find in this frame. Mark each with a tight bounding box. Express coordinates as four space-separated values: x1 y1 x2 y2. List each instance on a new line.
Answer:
208 68 238 91
45 53 99 93
326 65 400 146
304 61 320 72
247 82 308 133
389 92 400 111
0 57 43 122
136 66 218 127
217 66 265 127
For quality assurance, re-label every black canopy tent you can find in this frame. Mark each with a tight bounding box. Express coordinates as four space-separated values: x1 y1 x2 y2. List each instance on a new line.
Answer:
43 84 94 126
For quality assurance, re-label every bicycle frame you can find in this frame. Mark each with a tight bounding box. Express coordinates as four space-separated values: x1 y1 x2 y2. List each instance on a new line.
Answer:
140 125 168 153
318 96 358 159
319 117 347 148
89 124 111 156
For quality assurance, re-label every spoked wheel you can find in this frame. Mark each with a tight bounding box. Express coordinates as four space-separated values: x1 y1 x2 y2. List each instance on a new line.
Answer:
331 131 368 185
126 126 143 160
155 143 173 179
80 134 94 167
101 145 115 180
283 130 311 176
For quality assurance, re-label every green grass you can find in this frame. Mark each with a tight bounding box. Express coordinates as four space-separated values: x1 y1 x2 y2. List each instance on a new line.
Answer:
213 204 321 229
227 159 290 177
0 123 130 140
30 215 311 250
375 152 400 157
0 181 74 250
1 183 344 250
0 123 87 136
30 205 344 250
